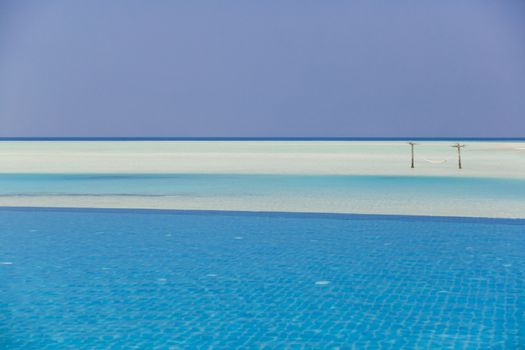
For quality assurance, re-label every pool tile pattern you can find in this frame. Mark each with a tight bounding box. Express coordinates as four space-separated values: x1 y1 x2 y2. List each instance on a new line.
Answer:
0 209 524 349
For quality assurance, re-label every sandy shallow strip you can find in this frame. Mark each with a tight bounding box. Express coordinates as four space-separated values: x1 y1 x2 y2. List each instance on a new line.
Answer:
1 141 524 218
1 194 524 219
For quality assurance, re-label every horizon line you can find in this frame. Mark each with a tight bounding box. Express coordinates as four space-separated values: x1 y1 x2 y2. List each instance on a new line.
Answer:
1 136 525 141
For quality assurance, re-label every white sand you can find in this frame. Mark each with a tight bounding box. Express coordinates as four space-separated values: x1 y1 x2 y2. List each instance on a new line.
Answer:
1 141 524 178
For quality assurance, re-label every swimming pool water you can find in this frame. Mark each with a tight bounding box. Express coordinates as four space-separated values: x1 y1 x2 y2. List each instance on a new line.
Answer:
0 208 524 349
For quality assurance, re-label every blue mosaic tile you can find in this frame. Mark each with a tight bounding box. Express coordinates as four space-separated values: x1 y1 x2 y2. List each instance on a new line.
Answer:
0 209 523 349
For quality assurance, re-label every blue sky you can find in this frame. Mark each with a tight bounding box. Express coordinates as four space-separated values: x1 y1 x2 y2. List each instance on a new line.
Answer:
1 1 524 137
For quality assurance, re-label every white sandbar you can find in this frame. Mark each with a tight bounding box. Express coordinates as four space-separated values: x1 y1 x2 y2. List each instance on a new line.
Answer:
0 141 524 178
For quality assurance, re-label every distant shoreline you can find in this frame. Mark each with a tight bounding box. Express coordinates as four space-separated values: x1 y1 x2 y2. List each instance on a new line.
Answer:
2 140 524 179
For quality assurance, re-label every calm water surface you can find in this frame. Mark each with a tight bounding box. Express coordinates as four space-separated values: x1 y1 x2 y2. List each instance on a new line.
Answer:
2 173 525 199
1 208 523 349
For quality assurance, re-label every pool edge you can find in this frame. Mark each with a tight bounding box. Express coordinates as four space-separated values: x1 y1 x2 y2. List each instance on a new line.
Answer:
1 206 524 225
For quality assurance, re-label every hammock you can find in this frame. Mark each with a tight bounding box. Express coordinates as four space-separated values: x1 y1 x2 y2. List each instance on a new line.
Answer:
423 158 448 164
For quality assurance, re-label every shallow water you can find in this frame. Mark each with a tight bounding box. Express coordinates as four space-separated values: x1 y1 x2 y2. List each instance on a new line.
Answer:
2 174 525 218
1 208 524 349
1 173 525 198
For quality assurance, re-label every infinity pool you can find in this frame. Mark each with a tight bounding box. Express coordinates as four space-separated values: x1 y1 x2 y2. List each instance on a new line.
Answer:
1 208 523 349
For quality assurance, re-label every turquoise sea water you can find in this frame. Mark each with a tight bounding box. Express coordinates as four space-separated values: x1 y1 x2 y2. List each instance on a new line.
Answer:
2 173 525 200
1 208 524 349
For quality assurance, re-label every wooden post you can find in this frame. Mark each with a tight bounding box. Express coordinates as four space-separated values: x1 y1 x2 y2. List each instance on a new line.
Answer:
452 143 465 169
408 142 416 168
